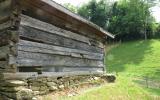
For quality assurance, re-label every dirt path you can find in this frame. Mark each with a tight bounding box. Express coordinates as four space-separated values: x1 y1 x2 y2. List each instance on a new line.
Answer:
36 82 107 100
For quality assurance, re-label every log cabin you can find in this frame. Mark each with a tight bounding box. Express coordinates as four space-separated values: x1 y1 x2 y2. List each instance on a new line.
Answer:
0 0 114 79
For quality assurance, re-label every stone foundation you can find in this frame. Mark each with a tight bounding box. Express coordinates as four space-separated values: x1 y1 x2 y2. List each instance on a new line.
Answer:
0 74 115 100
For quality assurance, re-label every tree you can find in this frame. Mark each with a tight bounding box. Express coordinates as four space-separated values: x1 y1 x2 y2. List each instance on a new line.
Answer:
154 23 160 38
64 0 156 41
63 3 77 13
77 0 113 29
108 0 155 41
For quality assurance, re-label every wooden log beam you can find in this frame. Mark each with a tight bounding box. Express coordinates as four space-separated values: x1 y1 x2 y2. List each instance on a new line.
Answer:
0 61 7 69
20 14 104 48
0 29 19 46
0 68 16 73
22 0 105 38
19 26 103 53
17 66 104 72
17 51 104 67
20 15 89 44
0 21 11 30
19 1 103 41
61 67 103 72
0 0 12 17
0 16 10 24
0 30 10 46
18 46 103 60
2 71 103 80
0 45 10 60
18 40 103 60
0 61 15 73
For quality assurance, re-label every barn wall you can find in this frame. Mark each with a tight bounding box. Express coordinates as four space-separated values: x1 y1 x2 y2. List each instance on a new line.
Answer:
0 1 110 99
0 0 20 73
17 14 105 74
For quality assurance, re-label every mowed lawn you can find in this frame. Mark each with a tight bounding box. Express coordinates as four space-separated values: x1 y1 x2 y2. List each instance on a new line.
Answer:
45 39 160 100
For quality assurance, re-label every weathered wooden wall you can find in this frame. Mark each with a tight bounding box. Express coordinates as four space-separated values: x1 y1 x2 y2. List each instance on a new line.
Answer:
0 0 20 73
17 14 105 73
0 0 106 76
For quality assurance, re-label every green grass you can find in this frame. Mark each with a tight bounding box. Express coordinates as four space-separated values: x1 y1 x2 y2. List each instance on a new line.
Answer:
106 39 160 96
44 39 160 100
107 39 160 80
59 76 159 100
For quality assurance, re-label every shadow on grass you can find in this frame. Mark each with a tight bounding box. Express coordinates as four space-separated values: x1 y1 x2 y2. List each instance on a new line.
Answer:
105 39 160 97
106 40 153 73
144 87 160 96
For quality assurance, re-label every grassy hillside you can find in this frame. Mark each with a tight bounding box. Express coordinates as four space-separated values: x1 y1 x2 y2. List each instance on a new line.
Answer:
57 77 159 100
106 39 160 80
106 39 160 96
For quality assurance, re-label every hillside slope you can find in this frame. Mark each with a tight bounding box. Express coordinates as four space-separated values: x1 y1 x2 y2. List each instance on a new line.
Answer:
106 39 160 95
107 40 160 80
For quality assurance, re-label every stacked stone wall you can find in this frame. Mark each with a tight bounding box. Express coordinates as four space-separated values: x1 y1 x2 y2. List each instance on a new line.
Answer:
0 74 115 100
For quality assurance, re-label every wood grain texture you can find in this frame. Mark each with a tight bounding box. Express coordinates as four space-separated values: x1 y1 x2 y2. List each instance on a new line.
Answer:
20 0 114 38
0 29 19 47
0 30 10 46
0 61 7 69
18 40 103 60
2 71 103 79
0 45 10 59
0 61 15 73
19 25 103 53
19 1 103 40
17 51 104 67
61 67 103 72
21 15 88 44
17 66 104 72
0 21 11 30
0 0 12 19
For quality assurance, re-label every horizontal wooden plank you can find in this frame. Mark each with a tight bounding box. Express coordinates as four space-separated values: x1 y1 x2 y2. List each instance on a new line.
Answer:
18 46 103 60
39 0 114 38
0 29 19 46
2 71 103 80
0 0 12 18
17 66 104 72
62 67 103 72
0 21 11 30
17 51 104 67
20 14 104 48
0 63 12 72
20 14 89 44
18 40 103 60
18 40 102 55
8 55 16 65
0 16 10 24
0 29 10 46
0 45 10 59
0 68 15 73
0 61 8 69
19 25 103 53
19 1 104 40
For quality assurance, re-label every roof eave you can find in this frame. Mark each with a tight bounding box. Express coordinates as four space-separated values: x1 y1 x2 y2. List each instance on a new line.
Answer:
40 0 115 39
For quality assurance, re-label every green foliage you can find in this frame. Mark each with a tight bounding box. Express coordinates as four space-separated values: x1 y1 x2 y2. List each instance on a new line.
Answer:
106 39 160 80
59 76 157 100
63 3 77 13
73 0 157 41
77 0 112 28
106 39 160 94
154 23 160 38
108 0 156 41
